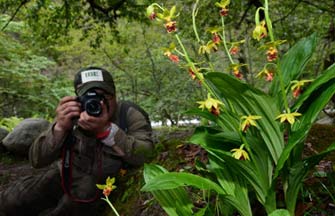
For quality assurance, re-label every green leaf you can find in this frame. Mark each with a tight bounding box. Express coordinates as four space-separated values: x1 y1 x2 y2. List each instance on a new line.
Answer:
273 124 310 179
270 33 318 103
142 164 194 216
143 164 253 216
142 171 225 194
268 209 290 216
206 148 268 204
190 126 241 151
292 63 335 131
205 72 284 163
209 156 252 216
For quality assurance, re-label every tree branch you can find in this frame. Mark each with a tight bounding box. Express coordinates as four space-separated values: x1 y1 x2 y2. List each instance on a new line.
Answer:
273 0 303 25
301 0 335 13
1 0 29 31
85 0 125 20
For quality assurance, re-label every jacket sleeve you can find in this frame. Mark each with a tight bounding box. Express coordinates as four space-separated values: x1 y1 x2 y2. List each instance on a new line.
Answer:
108 107 154 167
29 123 66 168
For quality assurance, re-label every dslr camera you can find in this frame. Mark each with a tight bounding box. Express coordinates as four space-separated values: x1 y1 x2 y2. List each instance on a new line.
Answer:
77 90 105 117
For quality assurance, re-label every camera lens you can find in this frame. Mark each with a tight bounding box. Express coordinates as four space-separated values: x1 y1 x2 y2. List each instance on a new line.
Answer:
84 99 102 117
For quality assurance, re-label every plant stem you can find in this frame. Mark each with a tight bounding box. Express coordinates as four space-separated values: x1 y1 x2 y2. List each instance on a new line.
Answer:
264 0 290 112
192 0 215 71
264 0 274 42
175 34 219 99
221 17 234 64
192 0 200 43
102 197 120 216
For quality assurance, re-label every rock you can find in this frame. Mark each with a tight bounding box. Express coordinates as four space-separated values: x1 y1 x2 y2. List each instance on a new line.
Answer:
0 127 9 153
2 118 50 156
0 127 9 141
316 116 334 125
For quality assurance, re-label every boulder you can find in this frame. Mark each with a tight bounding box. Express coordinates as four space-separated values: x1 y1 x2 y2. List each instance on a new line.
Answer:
316 116 334 125
2 118 50 156
0 127 9 153
0 127 9 141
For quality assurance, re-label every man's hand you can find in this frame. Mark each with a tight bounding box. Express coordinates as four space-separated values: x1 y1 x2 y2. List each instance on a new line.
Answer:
77 100 111 134
54 96 81 133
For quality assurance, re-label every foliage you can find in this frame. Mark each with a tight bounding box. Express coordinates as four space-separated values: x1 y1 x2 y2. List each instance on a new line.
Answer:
0 0 156 47
0 14 74 119
0 116 23 131
142 1 335 216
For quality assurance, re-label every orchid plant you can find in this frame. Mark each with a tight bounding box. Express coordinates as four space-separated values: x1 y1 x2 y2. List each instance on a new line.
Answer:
96 176 120 216
142 0 335 216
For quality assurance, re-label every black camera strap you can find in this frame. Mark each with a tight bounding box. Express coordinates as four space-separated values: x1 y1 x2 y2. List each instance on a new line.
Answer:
61 130 101 203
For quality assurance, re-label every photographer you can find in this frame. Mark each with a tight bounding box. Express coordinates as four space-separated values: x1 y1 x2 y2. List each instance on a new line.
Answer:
0 67 153 216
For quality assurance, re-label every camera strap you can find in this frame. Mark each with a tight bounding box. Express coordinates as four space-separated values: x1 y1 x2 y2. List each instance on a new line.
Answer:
61 130 101 203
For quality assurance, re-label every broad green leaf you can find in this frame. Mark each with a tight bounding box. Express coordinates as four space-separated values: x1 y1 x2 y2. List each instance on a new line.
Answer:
205 148 268 205
190 126 241 152
268 209 290 216
273 125 310 179
270 33 318 103
142 171 225 194
205 72 284 163
209 156 252 216
142 164 194 216
292 63 335 131
143 168 253 216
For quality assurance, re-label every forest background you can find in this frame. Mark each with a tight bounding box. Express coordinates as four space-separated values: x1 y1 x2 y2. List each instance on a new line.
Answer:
1 0 334 125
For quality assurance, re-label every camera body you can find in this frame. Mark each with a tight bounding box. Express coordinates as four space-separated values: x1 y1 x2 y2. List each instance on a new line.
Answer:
77 90 105 117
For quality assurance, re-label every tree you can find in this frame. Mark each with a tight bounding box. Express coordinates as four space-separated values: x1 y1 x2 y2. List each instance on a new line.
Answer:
0 15 72 118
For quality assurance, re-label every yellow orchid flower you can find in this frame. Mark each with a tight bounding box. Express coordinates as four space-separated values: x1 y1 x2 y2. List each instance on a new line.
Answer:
231 144 250 160
253 20 267 41
198 41 218 54
197 94 224 116
96 176 117 197
276 112 302 125
240 115 262 132
290 79 313 98
256 67 274 82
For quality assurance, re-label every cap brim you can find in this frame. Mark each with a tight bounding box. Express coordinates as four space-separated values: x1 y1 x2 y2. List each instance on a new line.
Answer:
76 82 115 96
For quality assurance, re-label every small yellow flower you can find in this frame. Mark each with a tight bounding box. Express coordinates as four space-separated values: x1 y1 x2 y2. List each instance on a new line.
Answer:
165 21 177 33
229 46 239 55
96 176 117 197
231 144 250 160
276 112 302 125
197 94 224 116
198 41 218 54
256 68 274 82
266 47 278 62
290 79 313 98
253 20 267 41
240 115 262 132
215 0 231 16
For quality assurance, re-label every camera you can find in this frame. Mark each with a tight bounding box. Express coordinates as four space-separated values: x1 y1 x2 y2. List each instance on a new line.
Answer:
77 90 105 117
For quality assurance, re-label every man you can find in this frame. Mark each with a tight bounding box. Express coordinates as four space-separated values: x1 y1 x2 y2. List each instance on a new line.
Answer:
0 66 153 216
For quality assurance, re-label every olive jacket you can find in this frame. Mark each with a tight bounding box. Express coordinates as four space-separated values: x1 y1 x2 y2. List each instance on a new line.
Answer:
29 101 153 200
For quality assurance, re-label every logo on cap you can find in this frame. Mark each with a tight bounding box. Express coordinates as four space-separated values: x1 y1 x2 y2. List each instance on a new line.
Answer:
81 69 104 83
